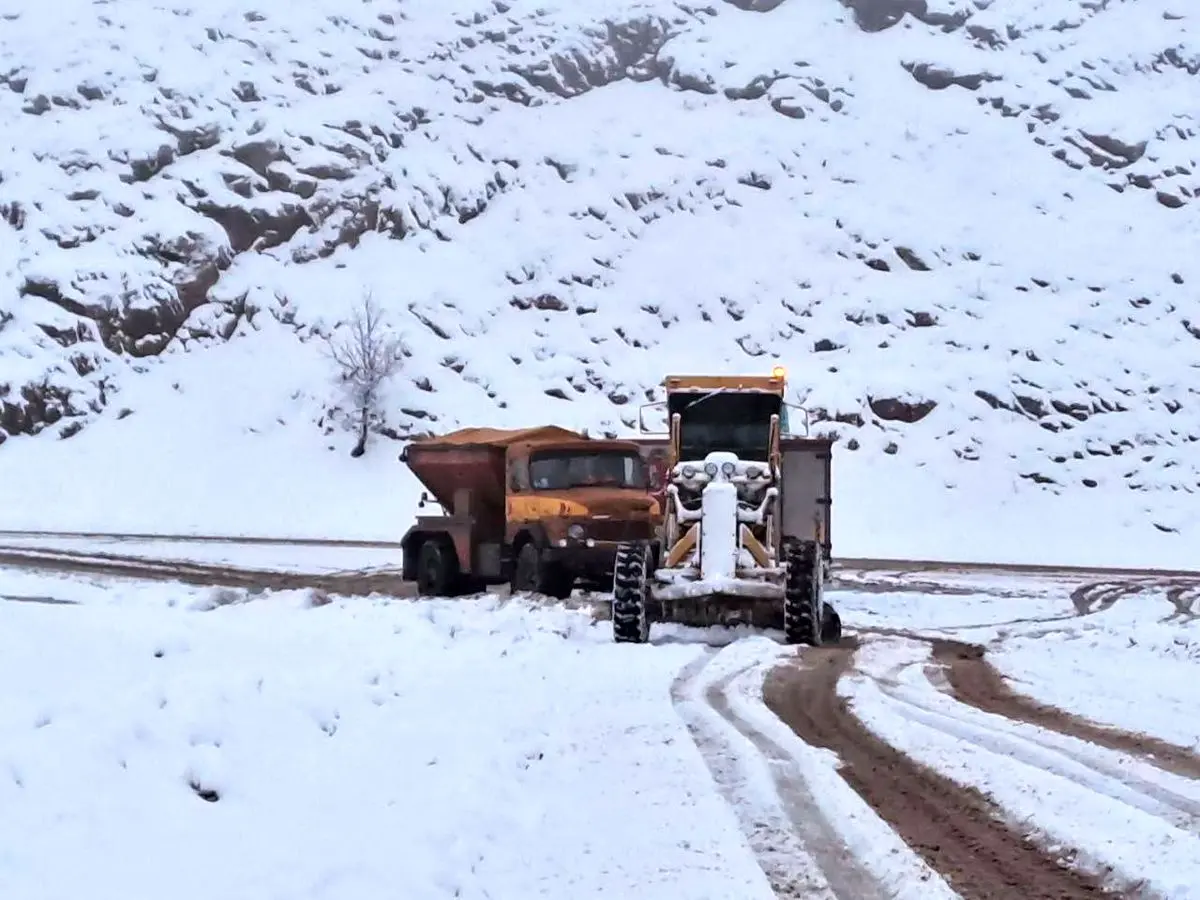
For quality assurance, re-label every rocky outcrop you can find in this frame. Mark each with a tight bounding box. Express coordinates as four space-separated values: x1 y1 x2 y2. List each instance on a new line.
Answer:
1 0 1197 523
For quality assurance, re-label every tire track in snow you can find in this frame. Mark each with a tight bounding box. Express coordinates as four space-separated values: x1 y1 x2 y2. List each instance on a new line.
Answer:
867 641 1200 838
931 639 1200 783
762 639 1119 900
670 648 894 900
0 545 413 596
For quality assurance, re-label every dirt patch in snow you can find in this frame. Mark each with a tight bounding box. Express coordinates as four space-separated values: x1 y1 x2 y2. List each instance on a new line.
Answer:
0 545 414 597
931 638 1200 782
763 638 1116 899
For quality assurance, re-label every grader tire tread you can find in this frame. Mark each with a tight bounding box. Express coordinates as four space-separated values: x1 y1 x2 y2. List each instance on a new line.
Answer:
783 537 823 646
612 541 651 644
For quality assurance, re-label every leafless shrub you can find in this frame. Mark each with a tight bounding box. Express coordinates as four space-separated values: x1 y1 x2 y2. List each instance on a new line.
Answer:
326 291 404 457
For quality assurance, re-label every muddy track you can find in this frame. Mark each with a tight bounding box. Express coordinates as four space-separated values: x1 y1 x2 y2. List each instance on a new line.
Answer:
0 546 413 597
0 529 405 548
932 639 1200 781
763 639 1118 900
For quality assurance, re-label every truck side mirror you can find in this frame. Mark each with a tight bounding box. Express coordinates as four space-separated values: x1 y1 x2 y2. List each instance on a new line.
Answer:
418 491 430 508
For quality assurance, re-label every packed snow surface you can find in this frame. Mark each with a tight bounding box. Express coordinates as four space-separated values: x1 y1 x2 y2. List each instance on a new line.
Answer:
2 0 1199 565
0 586 781 900
4 554 1200 895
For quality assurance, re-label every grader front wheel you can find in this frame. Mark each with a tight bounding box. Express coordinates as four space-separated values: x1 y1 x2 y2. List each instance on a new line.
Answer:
783 537 825 646
612 541 651 644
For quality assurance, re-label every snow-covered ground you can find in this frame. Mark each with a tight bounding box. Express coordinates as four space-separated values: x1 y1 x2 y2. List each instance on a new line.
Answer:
831 577 1200 748
2 0 1200 567
843 636 1200 898
991 603 1200 754
831 577 1200 896
4 557 1200 897
0 582 784 900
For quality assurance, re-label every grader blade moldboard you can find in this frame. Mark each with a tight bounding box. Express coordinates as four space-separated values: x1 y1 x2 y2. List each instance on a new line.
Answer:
651 595 786 631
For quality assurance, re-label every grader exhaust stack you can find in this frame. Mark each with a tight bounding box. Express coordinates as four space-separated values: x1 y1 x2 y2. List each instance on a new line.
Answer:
613 367 841 645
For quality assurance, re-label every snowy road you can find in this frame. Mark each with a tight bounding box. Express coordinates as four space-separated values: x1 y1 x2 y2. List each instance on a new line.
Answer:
2 544 1200 898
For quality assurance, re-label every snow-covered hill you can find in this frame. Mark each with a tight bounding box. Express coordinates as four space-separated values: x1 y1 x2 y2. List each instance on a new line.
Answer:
1 0 1197 565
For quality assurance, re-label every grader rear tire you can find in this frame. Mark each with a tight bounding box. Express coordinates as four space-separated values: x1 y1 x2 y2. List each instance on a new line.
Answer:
783 537 824 646
612 541 651 644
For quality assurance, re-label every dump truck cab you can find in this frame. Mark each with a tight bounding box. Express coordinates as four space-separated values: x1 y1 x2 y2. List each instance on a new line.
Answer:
400 426 658 599
506 437 658 593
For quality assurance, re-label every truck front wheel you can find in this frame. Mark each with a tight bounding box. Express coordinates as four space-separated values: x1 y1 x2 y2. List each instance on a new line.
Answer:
416 540 459 597
512 542 574 600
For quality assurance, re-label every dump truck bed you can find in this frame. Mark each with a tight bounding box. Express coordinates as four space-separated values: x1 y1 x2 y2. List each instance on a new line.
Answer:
400 425 583 515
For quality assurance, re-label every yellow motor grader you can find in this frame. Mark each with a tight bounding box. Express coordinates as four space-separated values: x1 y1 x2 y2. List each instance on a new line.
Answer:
615 366 842 645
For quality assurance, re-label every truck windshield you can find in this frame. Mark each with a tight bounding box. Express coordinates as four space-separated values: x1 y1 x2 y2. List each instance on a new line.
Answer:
529 452 648 490
668 391 781 460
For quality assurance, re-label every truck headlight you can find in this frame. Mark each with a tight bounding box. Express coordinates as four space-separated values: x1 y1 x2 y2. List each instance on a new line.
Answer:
721 461 736 476
704 462 719 476
567 524 586 540
681 465 697 479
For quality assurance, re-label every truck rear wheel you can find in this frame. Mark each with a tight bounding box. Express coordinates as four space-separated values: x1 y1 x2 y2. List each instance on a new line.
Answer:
512 542 574 600
612 541 651 644
783 537 823 646
416 540 459 597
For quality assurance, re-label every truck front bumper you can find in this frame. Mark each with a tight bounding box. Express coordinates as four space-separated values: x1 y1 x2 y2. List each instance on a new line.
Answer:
543 539 623 577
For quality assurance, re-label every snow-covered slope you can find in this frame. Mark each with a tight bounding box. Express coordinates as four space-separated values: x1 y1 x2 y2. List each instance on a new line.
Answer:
1 0 1198 563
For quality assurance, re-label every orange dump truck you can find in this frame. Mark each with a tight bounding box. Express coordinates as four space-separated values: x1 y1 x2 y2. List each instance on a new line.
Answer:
399 426 660 597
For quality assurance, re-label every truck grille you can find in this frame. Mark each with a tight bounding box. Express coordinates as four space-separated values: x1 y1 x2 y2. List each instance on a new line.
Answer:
587 519 651 542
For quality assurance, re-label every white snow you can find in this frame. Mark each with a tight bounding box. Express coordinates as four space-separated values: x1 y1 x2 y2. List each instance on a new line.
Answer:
0 585 782 900
4 548 1200 895
5 0 1200 892
0 0 1198 567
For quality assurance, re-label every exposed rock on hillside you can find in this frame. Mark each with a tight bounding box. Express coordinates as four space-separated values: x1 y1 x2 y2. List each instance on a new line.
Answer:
1 0 1197 512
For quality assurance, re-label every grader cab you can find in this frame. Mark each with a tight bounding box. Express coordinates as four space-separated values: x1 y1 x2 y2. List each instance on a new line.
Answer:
614 367 841 645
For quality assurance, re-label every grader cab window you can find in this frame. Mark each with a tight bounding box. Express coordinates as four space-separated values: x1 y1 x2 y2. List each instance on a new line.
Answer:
529 451 649 490
669 390 782 461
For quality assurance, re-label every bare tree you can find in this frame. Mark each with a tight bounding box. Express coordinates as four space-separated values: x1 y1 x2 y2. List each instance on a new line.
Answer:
326 292 404 457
